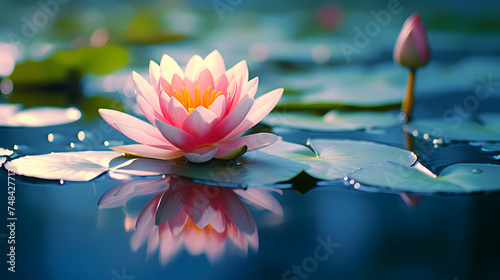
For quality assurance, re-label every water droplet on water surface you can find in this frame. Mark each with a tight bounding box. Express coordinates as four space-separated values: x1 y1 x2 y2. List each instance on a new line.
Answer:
77 131 86 141
1 79 13 95
398 111 408 123
47 133 54 142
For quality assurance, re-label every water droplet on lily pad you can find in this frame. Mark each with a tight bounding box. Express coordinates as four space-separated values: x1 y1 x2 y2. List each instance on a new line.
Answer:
472 168 483 174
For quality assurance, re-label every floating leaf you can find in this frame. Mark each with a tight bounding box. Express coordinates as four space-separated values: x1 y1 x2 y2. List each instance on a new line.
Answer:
277 84 401 109
260 139 416 181
272 56 500 110
9 45 129 85
53 45 129 75
0 148 14 156
262 110 400 131
52 9 185 46
348 162 500 193
481 143 500 151
4 150 181 181
274 65 403 109
406 113 500 141
0 104 81 127
171 151 309 186
5 151 128 181
7 59 67 84
0 148 13 168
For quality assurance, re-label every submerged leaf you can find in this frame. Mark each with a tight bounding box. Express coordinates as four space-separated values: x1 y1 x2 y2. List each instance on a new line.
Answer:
260 139 417 181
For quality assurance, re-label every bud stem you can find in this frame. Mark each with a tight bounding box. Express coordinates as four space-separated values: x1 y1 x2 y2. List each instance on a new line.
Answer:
402 68 416 122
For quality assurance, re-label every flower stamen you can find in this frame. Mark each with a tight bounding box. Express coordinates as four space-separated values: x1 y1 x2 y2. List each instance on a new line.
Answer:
168 86 223 114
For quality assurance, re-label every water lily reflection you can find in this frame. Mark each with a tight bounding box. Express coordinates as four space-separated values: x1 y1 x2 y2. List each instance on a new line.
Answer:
99 176 284 264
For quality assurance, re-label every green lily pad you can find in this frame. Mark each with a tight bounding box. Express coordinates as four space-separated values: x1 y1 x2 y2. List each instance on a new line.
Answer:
51 6 186 46
405 113 500 141
273 65 403 109
262 110 400 131
171 151 309 187
481 143 500 151
260 139 417 181
277 86 401 109
9 45 129 85
53 45 129 75
348 162 500 193
272 57 500 110
117 12 186 45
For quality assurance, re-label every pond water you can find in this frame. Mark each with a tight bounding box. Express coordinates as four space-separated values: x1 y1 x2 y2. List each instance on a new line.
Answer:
2 1 500 279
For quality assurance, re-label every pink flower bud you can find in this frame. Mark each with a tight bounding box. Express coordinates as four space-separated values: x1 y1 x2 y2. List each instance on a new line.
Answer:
394 13 430 68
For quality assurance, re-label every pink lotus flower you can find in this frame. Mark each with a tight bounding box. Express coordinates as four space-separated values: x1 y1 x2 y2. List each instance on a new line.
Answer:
99 177 283 264
393 13 430 69
99 50 283 163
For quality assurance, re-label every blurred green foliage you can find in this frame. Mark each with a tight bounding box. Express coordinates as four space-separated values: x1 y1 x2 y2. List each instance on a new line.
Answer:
9 45 129 84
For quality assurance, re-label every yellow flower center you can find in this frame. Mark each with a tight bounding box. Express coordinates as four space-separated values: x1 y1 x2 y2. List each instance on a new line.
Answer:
183 217 215 233
169 85 223 114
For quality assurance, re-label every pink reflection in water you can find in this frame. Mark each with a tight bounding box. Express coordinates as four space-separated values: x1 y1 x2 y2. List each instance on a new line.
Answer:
99 176 284 264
